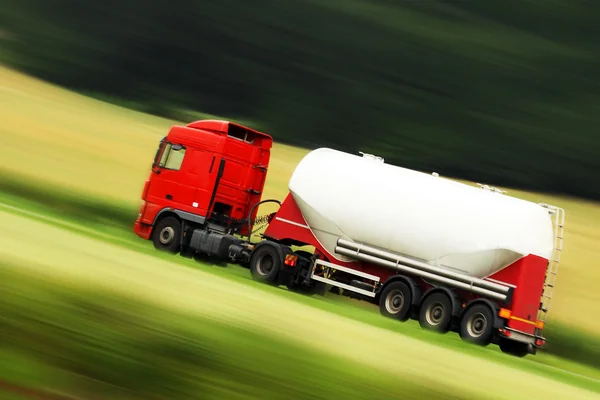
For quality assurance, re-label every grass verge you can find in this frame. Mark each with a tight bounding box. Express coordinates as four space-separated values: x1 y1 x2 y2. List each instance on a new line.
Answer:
2 208 599 398
0 265 465 400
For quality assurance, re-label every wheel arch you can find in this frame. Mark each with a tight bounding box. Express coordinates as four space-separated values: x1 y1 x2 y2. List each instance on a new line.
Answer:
152 208 206 226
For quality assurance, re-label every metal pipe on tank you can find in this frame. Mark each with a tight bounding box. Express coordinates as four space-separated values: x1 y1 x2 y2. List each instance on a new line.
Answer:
336 238 510 295
334 247 508 302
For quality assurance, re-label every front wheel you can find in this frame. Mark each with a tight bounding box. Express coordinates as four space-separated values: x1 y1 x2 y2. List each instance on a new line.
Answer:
152 216 181 254
249 243 282 284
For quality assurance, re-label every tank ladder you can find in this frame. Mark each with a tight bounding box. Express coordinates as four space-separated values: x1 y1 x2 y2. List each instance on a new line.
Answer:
537 203 565 328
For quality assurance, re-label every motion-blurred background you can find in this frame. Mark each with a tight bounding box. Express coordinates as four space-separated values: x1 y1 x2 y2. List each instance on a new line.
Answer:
1 1 599 399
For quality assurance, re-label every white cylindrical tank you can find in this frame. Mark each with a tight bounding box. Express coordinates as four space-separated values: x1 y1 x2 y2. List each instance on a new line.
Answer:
288 148 554 278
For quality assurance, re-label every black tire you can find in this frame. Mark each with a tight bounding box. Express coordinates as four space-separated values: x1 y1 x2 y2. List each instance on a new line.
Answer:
249 244 282 284
459 303 495 346
499 339 529 358
419 292 453 333
152 216 181 253
379 281 412 321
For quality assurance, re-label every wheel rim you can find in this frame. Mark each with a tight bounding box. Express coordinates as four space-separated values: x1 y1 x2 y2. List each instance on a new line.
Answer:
466 312 488 338
256 253 274 276
426 301 445 326
385 290 405 314
159 227 175 244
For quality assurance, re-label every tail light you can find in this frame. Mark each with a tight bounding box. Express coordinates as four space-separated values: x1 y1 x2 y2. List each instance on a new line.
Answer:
535 320 544 329
284 254 298 267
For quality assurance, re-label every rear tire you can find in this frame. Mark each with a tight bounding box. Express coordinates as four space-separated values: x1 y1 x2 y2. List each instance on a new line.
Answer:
152 216 181 254
459 303 495 346
419 292 453 333
249 243 282 284
379 281 412 321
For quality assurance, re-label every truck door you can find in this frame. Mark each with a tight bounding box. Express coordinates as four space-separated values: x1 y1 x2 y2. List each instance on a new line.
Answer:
146 141 194 209
188 150 222 216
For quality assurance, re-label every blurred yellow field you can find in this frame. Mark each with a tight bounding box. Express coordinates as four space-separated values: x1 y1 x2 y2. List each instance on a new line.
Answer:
2 209 599 398
1 64 599 335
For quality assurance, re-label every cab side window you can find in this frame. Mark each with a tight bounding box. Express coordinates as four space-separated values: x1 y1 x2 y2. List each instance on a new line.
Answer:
159 143 186 170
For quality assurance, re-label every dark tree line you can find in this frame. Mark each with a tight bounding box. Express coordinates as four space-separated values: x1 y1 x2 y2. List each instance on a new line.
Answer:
2 0 600 199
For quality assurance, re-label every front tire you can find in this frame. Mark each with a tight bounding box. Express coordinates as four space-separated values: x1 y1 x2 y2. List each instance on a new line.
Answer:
379 281 412 321
419 292 453 333
249 243 282 284
459 303 495 346
152 216 181 254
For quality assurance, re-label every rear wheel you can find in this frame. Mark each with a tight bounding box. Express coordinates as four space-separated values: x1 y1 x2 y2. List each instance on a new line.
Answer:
459 303 495 346
419 292 453 333
152 216 181 254
379 281 412 321
249 243 282 284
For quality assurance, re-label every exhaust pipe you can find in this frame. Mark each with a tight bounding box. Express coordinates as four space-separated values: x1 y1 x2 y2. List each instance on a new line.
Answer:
335 239 511 302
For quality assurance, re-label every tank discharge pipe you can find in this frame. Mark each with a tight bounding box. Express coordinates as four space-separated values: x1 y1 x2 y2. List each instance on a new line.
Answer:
335 239 511 302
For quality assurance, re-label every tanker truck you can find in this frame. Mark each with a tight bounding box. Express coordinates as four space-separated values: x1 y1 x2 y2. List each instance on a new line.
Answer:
133 119 565 357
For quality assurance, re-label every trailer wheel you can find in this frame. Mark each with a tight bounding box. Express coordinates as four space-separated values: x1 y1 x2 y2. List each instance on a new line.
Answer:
152 216 181 253
419 292 452 333
459 303 494 346
249 244 281 284
379 281 412 321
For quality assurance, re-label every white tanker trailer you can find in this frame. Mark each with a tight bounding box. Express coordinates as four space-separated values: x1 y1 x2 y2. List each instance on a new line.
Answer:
251 147 564 357
287 148 555 279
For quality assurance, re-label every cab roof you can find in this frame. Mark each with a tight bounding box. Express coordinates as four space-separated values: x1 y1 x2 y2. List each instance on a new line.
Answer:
187 120 272 141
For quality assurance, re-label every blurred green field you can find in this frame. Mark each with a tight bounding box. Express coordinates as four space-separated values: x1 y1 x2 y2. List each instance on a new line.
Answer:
1 206 599 399
1 64 599 336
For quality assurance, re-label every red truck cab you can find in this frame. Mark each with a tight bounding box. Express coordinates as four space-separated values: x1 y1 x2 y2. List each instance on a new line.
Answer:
134 120 272 250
